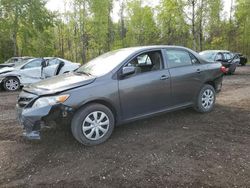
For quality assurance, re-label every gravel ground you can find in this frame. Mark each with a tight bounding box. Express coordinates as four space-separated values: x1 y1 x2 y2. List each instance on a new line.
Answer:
0 65 250 188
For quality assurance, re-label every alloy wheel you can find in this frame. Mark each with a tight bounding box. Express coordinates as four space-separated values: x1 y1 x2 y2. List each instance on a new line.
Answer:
201 89 214 109
5 79 19 91
82 111 110 141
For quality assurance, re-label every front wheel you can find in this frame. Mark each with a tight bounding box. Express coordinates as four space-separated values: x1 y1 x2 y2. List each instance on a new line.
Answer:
194 84 216 113
71 103 115 146
3 77 20 91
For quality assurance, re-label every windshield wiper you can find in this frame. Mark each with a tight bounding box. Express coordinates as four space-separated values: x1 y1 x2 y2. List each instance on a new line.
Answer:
75 71 92 76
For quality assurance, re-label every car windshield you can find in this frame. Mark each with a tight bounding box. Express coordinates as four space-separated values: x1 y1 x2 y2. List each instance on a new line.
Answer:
199 51 217 62
14 59 35 68
3 58 17 64
76 48 135 76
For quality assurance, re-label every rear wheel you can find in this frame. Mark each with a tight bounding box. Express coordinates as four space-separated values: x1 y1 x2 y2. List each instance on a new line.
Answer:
240 62 245 66
3 77 20 91
228 65 236 75
71 103 115 146
194 84 216 113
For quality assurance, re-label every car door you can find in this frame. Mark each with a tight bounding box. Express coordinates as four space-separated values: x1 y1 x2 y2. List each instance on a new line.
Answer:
164 49 206 106
118 50 172 120
19 59 43 84
43 59 61 78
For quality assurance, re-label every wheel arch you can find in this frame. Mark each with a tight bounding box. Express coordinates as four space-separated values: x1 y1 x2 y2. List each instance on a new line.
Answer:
2 75 21 91
75 99 118 124
3 75 21 83
204 80 215 90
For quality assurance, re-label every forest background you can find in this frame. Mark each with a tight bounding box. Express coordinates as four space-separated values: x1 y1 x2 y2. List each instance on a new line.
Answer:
0 0 249 63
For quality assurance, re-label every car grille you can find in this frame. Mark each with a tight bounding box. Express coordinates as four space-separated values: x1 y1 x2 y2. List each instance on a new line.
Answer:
17 91 37 108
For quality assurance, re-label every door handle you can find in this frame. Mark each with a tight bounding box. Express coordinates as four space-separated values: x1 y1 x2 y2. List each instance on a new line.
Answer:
160 75 169 80
196 69 202 73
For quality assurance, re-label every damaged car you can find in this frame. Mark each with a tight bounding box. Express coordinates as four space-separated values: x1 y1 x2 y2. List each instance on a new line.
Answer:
17 46 224 146
199 50 240 74
0 57 34 68
0 57 80 91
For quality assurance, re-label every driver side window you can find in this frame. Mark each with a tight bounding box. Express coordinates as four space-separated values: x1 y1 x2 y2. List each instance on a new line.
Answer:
22 59 42 69
126 51 163 74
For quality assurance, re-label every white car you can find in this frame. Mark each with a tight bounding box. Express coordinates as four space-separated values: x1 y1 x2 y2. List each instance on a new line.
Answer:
0 57 80 91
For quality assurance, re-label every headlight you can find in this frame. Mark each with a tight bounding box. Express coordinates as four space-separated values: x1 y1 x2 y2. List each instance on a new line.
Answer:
32 94 69 108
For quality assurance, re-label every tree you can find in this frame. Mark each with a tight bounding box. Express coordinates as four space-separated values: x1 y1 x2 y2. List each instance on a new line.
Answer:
235 0 250 55
0 0 54 56
205 0 224 49
126 0 159 46
158 0 189 46
90 0 114 55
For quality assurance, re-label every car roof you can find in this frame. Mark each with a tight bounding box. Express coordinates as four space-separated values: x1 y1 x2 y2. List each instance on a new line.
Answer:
200 50 231 53
112 45 199 56
121 45 193 51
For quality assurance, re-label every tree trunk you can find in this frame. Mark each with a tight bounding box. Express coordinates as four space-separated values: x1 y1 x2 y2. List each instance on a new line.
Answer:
228 0 233 50
191 0 197 51
13 5 19 56
80 1 87 64
106 0 113 51
120 0 126 47
198 0 204 52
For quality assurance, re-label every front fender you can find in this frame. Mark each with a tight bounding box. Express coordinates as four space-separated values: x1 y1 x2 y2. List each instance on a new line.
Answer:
0 72 21 83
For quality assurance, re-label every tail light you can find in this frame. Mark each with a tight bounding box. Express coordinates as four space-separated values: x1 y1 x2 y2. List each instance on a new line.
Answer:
220 66 228 73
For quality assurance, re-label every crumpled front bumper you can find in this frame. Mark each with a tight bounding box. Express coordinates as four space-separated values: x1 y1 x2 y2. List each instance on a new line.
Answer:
16 104 73 140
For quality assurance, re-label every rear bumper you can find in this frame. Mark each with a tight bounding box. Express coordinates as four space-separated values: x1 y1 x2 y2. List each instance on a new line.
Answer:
16 104 73 140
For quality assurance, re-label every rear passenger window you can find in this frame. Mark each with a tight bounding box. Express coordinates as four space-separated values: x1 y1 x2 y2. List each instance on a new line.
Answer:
165 50 192 68
223 53 232 60
215 53 223 61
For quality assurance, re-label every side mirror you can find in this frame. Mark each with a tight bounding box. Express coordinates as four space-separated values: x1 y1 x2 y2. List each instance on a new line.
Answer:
121 66 136 76
41 60 47 68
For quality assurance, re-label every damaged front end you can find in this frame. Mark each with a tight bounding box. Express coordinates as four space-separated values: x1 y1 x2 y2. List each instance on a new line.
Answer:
16 91 73 140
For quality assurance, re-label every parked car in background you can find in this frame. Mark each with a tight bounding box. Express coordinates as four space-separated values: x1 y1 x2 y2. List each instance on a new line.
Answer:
17 46 224 146
234 53 248 66
199 50 240 74
0 57 33 68
0 57 80 91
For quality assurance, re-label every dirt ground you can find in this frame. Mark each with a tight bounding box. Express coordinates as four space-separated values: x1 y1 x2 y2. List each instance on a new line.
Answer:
0 66 250 188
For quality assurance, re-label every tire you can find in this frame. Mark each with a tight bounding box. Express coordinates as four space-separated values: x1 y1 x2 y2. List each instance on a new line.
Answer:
228 65 236 75
71 103 115 146
194 84 216 113
240 62 246 66
3 77 20 91
240 58 247 66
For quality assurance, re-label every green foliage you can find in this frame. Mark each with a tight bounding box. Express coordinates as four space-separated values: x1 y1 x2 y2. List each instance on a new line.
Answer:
125 0 159 46
0 0 54 61
157 0 189 46
0 0 249 63
234 0 250 55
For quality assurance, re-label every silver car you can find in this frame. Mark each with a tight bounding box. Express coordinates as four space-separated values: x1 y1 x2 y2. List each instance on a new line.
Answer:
0 57 80 91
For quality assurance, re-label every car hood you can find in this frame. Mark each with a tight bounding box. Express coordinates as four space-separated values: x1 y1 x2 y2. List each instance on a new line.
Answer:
23 72 96 95
0 67 15 73
0 63 14 67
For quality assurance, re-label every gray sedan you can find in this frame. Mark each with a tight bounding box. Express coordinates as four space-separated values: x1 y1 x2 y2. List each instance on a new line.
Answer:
17 46 223 146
